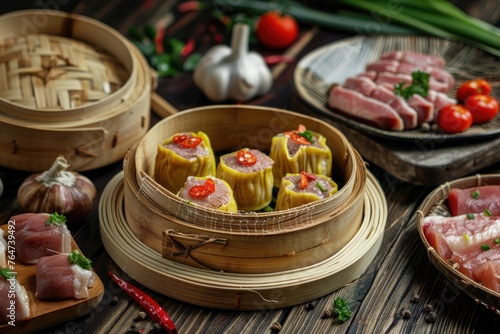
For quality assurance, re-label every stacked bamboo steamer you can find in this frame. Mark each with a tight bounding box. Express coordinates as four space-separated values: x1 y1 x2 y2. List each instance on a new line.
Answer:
125 105 367 273
0 10 152 171
100 105 387 309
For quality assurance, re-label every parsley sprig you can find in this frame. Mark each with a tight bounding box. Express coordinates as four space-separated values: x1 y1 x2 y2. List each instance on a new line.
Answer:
333 297 352 322
394 70 430 99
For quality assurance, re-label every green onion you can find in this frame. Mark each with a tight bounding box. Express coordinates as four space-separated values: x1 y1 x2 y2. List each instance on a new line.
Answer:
316 181 327 192
484 208 492 216
298 130 314 143
462 233 470 242
68 250 92 270
467 213 475 219
481 244 490 251
494 238 500 244
0 268 16 280
213 0 416 35
45 212 67 226
471 190 480 199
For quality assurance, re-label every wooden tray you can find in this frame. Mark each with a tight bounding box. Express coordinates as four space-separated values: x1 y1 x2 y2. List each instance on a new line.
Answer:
0 225 104 334
99 170 386 310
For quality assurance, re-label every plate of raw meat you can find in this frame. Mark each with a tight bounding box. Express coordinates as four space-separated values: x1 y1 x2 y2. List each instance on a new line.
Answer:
417 174 500 314
293 35 500 142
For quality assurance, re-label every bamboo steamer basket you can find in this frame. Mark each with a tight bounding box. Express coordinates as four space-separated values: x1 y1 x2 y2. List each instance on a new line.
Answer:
127 105 366 274
0 10 152 171
417 174 500 314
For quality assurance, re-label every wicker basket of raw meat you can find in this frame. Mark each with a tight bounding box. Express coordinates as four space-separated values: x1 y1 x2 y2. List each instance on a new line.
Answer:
417 174 500 314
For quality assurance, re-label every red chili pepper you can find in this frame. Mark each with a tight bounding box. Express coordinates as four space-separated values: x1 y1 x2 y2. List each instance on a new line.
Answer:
177 1 205 13
237 150 257 166
172 134 188 143
284 132 311 145
189 178 216 198
299 170 316 189
108 271 177 334
180 136 202 148
264 54 294 66
181 38 195 58
154 25 165 55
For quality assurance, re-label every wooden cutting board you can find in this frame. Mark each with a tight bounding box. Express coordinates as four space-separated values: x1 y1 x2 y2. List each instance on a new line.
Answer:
0 224 104 334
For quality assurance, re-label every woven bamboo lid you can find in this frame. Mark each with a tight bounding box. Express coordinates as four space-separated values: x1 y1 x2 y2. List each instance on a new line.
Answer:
0 33 128 114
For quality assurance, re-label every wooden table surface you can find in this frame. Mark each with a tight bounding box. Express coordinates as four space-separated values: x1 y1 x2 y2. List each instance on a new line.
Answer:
1 1 500 333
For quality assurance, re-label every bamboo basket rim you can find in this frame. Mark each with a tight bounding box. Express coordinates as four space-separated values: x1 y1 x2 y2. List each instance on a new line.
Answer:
133 105 364 225
416 174 500 314
125 140 366 236
99 170 387 310
0 9 136 117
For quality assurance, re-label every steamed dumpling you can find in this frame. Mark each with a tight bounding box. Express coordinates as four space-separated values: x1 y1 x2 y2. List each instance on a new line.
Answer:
216 149 274 211
177 176 238 212
155 132 216 193
276 172 338 210
269 125 332 188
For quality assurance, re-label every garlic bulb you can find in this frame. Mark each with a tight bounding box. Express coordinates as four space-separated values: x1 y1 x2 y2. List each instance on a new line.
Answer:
17 156 96 224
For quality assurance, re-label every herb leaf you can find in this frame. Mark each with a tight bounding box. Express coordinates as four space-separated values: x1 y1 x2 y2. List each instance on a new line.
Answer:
46 212 67 226
333 297 352 322
394 70 430 99
68 250 92 270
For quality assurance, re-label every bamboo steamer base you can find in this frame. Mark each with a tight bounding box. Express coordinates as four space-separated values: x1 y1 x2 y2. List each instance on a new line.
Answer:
417 174 500 314
99 170 386 310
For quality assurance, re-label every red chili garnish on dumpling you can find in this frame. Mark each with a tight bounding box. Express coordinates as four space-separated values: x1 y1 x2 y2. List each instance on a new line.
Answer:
189 178 216 198
180 136 202 148
236 150 257 166
284 124 313 145
172 134 188 143
299 170 316 189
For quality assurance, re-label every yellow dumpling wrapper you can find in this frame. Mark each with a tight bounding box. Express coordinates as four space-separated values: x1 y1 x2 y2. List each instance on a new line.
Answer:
216 149 274 211
269 132 332 188
155 131 216 193
276 173 338 210
177 176 238 212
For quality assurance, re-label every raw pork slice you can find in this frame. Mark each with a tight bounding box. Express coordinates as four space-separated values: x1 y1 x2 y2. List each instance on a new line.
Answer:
13 213 72 264
474 261 500 293
0 272 30 324
448 185 500 216
450 237 500 280
421 213 500 259
36 252 95 300
0 229 6 268
380 50 446 68
328 85 404 131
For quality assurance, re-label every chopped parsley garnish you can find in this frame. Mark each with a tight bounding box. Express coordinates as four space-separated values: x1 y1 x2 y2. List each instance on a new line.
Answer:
45 212 67 226
333 297 351 323
394 70 430 99
297 130 314 143
68 250 92 270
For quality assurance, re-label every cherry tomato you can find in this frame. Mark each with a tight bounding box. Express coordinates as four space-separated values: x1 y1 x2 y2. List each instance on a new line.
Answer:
255 11 299 49
179 136 202 148
438 104 473 134
237 149 257 166
464 94 499 124
456 79 491 103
